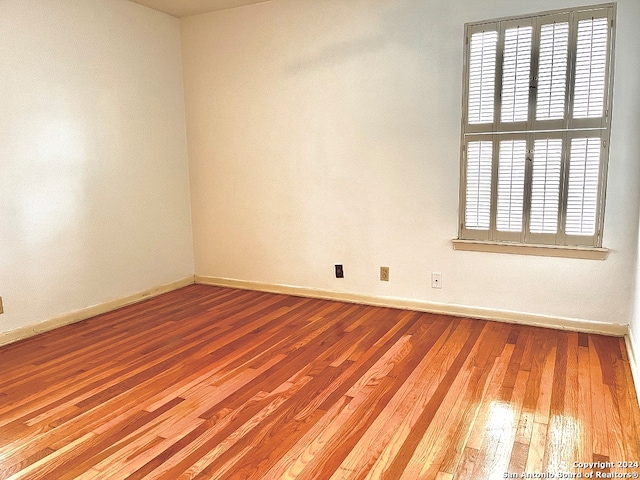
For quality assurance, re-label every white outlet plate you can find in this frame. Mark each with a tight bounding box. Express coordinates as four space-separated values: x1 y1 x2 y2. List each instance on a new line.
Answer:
431 273 442 289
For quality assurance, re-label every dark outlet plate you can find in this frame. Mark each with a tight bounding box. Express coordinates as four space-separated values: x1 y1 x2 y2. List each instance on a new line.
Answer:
335 264 344 278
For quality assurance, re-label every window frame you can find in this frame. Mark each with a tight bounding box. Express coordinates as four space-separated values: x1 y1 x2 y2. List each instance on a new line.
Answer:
457 3 615 252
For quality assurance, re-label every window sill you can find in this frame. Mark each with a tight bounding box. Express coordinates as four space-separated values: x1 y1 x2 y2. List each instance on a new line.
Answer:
452 239 608 260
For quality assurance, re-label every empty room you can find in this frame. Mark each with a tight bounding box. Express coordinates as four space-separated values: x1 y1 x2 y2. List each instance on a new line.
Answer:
1 0 640 478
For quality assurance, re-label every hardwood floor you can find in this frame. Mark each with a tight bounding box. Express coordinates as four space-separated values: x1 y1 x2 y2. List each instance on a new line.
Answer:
1 285 639 479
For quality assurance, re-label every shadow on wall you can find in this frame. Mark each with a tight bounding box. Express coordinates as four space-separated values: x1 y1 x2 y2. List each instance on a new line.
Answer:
285 36 386 74
282 0 464 75
273 0 466 235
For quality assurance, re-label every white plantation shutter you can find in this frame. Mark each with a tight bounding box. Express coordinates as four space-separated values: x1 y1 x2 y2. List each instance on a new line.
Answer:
536 22 569 121
496 140 526 232
501 26 533 123
566 137 601 235
530 139 562 234
460 5 613 248
573 17 608 119
465 141 493 230
468 31 498 125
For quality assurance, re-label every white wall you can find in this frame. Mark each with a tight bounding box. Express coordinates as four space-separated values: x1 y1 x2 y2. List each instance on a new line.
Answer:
632 208 640 378
632 231 640 383
182 0 640 326
619 0 640 380
0 0 194 334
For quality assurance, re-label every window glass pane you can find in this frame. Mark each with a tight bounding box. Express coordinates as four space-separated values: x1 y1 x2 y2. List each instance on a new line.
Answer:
497 140 526 232
573 17 608 118
536 22 569 120
501 26 533 123
468 31 498 124
531 139 562 233
566 138 600 235
465 141 493 230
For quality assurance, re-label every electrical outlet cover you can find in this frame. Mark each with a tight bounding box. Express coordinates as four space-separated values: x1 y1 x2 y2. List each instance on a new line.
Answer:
380 267 389 281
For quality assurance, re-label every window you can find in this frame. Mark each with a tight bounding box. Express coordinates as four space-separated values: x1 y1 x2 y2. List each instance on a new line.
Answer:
458 4 615 250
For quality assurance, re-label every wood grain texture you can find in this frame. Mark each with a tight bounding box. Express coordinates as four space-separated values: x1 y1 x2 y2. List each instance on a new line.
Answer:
0 285 638 479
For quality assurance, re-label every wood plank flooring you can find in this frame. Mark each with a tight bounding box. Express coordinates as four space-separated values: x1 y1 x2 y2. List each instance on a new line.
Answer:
1 284 639 479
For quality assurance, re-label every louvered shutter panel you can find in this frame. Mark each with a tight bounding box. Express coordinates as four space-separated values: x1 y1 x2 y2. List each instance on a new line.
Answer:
573 17 608 119
530 138 562 234
501 26 533 123
465 141 493 231
566 137 601 236
459 6 613 247
468 31 498 125
536 22 569 121
496 140 526 233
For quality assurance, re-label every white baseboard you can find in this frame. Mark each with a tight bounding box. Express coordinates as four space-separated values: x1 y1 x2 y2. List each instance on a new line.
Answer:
0 276 195 347
194 275 628 337
4 274 637 402
625 329 640 408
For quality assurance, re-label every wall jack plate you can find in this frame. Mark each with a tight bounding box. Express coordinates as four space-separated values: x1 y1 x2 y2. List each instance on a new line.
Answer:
431 272 442 289
0 296 3 314
335 265 344 278
380 267 389 281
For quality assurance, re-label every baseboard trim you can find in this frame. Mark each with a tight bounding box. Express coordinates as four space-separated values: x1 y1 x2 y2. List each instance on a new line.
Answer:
4 274 636 400
0 276 195 347
195 275 628 337
625 330 640 408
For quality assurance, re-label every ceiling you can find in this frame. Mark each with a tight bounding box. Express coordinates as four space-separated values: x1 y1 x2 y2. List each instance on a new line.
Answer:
128 0 270 18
